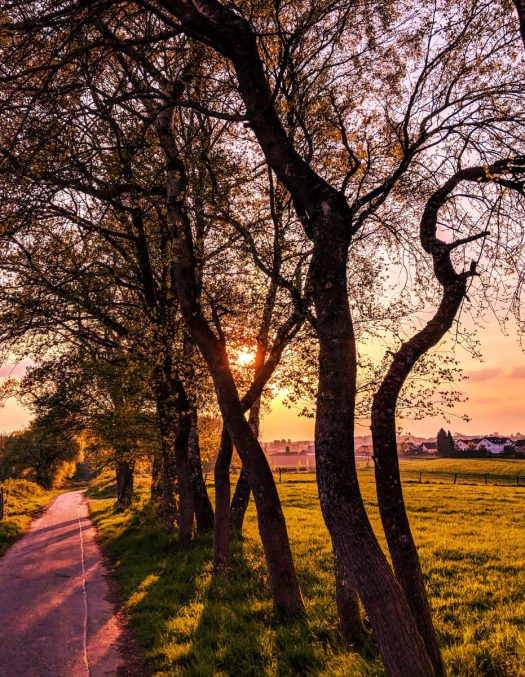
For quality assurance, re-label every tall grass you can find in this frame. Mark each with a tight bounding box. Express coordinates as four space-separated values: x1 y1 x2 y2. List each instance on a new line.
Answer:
90 470 525 676
0 479 55 555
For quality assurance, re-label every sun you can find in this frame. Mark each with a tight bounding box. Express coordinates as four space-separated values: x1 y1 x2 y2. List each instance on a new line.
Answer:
236 346 257 367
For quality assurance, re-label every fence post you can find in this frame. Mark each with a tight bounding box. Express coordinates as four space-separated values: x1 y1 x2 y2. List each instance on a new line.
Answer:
453 474 457 485
279 468 282 484
419 472 422 484
485 474 487 485
518 475 520 487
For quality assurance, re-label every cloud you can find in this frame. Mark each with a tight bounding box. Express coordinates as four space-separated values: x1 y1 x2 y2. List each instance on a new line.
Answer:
467 367 503 382
510 365 525 379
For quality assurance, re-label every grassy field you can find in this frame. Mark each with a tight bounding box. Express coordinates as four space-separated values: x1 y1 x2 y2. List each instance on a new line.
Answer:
399 457 524 476
0 479 56 556
89 466 525 676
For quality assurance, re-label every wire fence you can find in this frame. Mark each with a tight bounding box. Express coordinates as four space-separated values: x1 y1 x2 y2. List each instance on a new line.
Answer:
256 465 525 488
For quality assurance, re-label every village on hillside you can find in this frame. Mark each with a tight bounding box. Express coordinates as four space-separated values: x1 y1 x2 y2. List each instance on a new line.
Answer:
263 432 525 469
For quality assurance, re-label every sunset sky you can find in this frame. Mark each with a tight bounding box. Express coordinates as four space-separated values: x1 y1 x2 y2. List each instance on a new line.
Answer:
2 316 524 440
262 318 525 441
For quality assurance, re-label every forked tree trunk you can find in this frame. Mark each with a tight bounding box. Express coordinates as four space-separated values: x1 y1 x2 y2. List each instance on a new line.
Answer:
157 105 304 615
312 235 435 676
116 459 135 507
213 427 233 569
188 410 214 533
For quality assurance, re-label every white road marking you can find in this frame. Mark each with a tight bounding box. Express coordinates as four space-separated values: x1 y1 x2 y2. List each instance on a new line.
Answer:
77 503 90 676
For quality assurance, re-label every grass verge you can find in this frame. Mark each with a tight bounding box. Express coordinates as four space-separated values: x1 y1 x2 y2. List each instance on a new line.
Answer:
90 470 525 676
0 479 56 556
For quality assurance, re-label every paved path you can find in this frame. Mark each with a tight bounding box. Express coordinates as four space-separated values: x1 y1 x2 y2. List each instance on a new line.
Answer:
0 490 124 677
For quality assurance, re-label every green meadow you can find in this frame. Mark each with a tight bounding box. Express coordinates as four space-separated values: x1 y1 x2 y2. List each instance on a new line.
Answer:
0 479 55 556
89 462 525 676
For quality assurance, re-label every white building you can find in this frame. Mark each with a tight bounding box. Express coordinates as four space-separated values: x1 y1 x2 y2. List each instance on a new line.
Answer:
476 437 513 455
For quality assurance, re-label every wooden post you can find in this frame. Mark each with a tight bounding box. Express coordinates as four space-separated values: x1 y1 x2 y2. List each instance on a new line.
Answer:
453 474 457 485
419 471 422 484
485 474 488 485
517 475 520 487
279 468 282 484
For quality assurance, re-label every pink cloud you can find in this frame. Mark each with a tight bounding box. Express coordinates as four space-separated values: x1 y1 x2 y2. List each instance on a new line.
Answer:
467 367 502 382
510 365 525 379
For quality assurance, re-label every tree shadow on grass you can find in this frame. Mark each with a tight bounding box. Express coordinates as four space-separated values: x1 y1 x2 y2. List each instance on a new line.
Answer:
94 501 382 676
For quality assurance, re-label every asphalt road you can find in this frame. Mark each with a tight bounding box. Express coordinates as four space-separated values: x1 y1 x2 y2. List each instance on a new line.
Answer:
0 490 124 676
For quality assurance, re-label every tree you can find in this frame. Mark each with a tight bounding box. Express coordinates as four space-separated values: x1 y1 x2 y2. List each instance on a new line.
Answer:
436 429 449 457
0 414 79 489
2 2 525 673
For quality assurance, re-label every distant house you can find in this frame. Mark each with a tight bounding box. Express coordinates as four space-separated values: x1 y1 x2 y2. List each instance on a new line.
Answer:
476 437 513 455
454 438 480 452
356 444 373 455
514 439 525 457
418 442 438 455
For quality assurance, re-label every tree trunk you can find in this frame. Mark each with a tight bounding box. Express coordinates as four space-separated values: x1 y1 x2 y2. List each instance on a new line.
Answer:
188 409 214 533
334 549 366 642
157 106 304 616
214 427 233 569
150 453 163 503
174 401 195 545
230 400 258 532
230 466 251 532
372 406 444 675
116 459 135 507
154 355 195 543
312 234 435 676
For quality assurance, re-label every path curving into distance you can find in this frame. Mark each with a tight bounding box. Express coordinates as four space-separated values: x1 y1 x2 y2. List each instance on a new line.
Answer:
0 490 126 677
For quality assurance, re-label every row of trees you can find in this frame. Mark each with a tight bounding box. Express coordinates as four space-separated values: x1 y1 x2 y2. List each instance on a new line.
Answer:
1 1 525 674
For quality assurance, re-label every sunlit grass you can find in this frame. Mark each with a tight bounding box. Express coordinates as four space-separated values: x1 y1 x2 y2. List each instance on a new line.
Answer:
89 466 525 676
0 479 55 555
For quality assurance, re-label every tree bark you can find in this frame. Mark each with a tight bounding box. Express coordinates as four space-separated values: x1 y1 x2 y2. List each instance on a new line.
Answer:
369 164 515 676
188 409 214 533
154 359 195 542
311 232 434 676
230 399 258 532
116 459 135 507
150 452 163 503
230 466 250 532
156 104 304 616
213 426 233 569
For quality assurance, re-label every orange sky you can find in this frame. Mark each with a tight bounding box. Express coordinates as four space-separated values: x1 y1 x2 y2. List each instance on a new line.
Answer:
261 321 525 441
1 321 524 440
